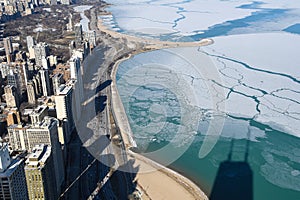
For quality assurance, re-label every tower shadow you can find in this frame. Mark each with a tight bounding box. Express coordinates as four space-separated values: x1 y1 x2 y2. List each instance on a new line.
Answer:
210 131 253 200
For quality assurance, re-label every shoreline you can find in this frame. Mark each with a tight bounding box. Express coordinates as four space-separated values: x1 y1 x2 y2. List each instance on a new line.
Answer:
109 51 208 200
109 49 209 199
95 4 211 199
97 17 214 49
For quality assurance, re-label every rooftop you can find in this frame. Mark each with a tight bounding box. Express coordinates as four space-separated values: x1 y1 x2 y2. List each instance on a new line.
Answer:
56 84 72 95
30 105 48 116
25 144 51 169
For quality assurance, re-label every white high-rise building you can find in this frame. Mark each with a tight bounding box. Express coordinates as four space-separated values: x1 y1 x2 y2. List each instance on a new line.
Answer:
48 55 57 67
85 30 97 47
28 47 35 59
55 85 74 141
52 73 64 95
22 64 29 87
42 57 49 69
69 56 83 122
26 36 34 50
70 56 81 80
34 43 49 67
39 69 52 97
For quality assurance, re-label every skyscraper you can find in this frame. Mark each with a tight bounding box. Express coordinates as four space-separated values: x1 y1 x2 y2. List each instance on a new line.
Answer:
7 68 22 95
32 75 42 97
3 37 13 63
55 85 74 140
39 69 52 97
67 13 73 31
42 57 49 70
83 41 90 59
0 116 6 137
69 56 83 121
26 117 65 195
85 30 97 47
52 73 64 95
0 143 28 200
74 23 83 48
4 85 19 108
25 144 57 200
69 40 76 57
9 117 65 195
48 55 57 67
34 43 49 67
0 63 10 78
21 63 29 87
26 36 34 50
26 81 36 105
70 56 81 80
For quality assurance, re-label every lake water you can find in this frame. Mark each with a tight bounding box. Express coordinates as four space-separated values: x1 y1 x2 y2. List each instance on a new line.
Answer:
104 0 300 199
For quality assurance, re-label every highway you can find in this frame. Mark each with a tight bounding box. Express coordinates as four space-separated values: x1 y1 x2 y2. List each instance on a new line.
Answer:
60 43 117 199
60 8 146 197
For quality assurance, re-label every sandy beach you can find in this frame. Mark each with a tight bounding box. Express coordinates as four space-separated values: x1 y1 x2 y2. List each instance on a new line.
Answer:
130 151 208 200
92 6 211 200
97 17 213 49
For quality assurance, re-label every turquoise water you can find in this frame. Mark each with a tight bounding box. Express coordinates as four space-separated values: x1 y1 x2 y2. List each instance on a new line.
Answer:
108 0 300 198
116 51 300 199
117 84 300 199
169 129 300 200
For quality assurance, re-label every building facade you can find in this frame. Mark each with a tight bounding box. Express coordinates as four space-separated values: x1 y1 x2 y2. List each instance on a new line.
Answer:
55 85 74 142
52 73 64 95
74 23 83 48
39 69 52 97
25 144 57 200
4 85 19 108
3 37 13 63
7 124 29 151
34 43 49 67
26 81 36 105
0 143 28 200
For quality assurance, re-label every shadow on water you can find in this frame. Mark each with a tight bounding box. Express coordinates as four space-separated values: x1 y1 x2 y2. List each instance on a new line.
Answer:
210 131 253 200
